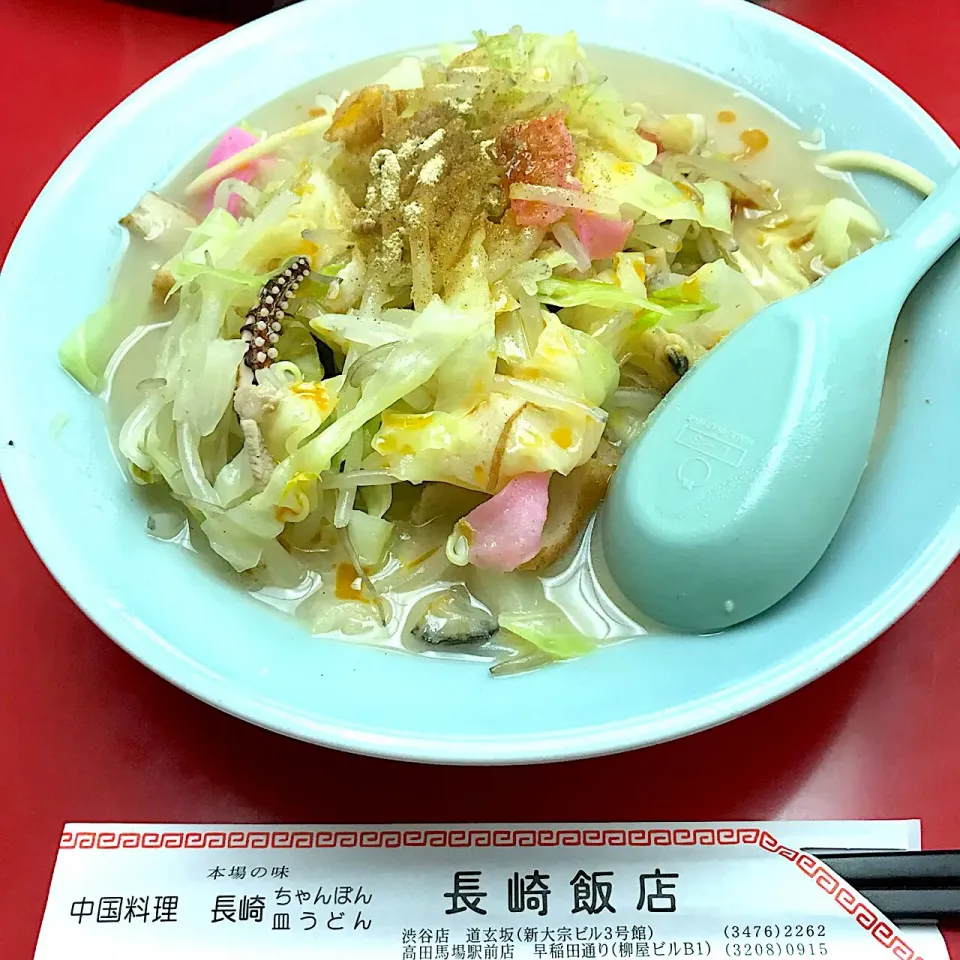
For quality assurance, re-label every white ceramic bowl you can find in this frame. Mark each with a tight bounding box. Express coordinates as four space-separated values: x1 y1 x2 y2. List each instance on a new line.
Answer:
2 0 958 763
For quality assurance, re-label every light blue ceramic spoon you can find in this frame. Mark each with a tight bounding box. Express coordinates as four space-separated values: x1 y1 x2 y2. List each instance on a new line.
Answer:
601 167 960 633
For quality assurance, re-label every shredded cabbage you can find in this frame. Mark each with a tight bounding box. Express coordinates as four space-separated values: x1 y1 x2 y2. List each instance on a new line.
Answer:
296 296 488 475
168 261 268 295
434 228 497 413
577 147 733 232
374 392 603 491
59 302 130 393
537 277 668 315
564 83 658 166
261 377 343 459
510 314 618 406
809 198 884 269
499 611 595 660
180 338 248 437
347 509 394 567
466 27 591 89
683 260 767 338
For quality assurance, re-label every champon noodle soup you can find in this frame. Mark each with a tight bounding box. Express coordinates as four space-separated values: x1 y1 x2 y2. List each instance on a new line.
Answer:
60 29 932 674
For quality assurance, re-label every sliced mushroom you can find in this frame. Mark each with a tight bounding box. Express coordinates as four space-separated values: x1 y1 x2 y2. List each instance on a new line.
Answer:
519 455 618 572
409 585 498 646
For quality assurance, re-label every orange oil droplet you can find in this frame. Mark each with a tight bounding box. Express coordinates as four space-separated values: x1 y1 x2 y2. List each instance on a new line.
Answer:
335 563 365 601
738 128 769 156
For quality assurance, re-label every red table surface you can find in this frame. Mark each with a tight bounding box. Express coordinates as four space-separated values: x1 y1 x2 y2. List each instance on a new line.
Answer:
2 0 960 955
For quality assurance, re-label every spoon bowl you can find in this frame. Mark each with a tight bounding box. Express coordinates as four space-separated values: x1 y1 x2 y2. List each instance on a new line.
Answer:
602 168 960 633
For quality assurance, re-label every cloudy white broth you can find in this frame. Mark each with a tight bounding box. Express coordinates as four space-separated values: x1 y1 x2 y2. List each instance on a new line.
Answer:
68 30 898 675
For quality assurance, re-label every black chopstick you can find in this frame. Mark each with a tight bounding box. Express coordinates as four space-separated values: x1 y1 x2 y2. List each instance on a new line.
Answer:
803 848 960 924
852 888 960 923
812 850 960 887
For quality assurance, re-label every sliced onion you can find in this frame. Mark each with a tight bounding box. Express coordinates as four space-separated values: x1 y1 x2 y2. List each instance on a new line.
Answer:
514 285 546 357
260 538 304 587
489 650 555 676
628 222 683 253
176 420 220 508
551 221 591 271
146 510 189 542
493 374 607 424
589 311 635 353
646 270 690 291
664 152 776 210
136 377 167 395
333 431 363 528
508 182 621 218
710 229 739 254
212 177 261 214
321 470 400 489
374 544 451 595
609 387 663 416
118 393 167 471
346 341 397 387
338 527 388 626
696 228 721 263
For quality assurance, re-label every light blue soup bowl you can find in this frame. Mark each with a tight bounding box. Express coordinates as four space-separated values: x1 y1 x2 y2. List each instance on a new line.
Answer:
1 0 958 763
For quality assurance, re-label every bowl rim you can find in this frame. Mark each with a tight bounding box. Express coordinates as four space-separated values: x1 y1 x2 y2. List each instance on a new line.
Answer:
2 0 958 764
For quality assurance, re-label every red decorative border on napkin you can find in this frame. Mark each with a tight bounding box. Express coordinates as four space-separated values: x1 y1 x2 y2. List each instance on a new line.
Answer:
58 827 922 959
